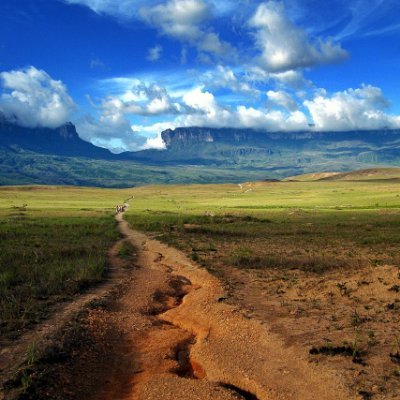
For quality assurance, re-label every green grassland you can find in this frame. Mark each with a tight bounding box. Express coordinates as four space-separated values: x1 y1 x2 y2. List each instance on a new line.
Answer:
0 186 129 338
284 168 400 182
0 185 132 212
1 177 400 338
123 179 400 276
124 179 400 212
0 214 118 336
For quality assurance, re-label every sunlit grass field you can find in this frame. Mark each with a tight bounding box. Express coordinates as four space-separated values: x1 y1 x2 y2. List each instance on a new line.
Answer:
0 186 130 337
124 180 400 275
1 179 400 337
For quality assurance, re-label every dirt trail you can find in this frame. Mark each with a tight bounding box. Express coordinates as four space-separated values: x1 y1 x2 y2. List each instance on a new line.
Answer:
0 237 130 400
89 213 354 400
1 213 357 399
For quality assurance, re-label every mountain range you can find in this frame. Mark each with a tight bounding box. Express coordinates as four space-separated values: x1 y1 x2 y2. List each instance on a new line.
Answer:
128 127 400 167
1 114 400 187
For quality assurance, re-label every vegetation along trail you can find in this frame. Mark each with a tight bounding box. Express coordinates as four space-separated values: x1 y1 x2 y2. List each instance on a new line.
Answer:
80 211 352 400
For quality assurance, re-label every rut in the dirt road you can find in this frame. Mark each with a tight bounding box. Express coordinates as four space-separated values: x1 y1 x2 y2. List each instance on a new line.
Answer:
1 212 359 400
141 273 259 398
90 213 354 400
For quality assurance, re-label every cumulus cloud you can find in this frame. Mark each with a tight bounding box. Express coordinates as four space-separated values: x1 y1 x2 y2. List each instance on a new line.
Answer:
202 65 259 96
137 84 400 141
177 86 309 131
100 82 184 117
183 87 219 113
78 82 185 151
88 77 400 152
132 121 176 149
140 0 208 41
180 87 235 126
235 107 308 130
77 114 147 153
0 66 75 128
139 0 234 59
250 1 348 72
245 66 310 90
304 84 400 130
147 45 163 61
267 90 298 111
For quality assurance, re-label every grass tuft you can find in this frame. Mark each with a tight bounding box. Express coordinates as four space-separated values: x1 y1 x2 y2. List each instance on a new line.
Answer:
0 213 118 337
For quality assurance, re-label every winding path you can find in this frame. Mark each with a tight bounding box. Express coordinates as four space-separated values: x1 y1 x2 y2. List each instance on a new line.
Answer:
94 213 353 400
0 212 356 399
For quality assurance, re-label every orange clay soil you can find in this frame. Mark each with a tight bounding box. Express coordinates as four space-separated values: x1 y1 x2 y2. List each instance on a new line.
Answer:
2 214 362 399
84 214 353 400
215 262 400 399
0 235 132 400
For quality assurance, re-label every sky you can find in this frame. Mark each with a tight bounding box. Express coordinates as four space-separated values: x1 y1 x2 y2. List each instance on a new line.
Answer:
1 0 400 152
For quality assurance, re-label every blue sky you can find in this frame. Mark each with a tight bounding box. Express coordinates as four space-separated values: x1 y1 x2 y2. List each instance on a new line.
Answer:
1 0 400 152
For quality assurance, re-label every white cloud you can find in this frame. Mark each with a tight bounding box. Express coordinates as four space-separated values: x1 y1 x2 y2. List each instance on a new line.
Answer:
102 85 310 134
236 106 308 130
64 0 236 19
140 0 208 41
139 0 234 59
180 47 188 64
250 1 348 72
304 84 400 130
100 82 184 117
334 0 397 40
245 66 309 90
202 65 259 96
90 58 106 69
144 134 167 149
88 77 400 153
183 87 218 113
132 121 175 149
178 86 309 131
197 33 232 57
77 114 146 153
0 66 75 128
147 46 163 61
267 90 298 111
80 82 185 151
64 0 143 19
270 70 310 88
147 45 163 61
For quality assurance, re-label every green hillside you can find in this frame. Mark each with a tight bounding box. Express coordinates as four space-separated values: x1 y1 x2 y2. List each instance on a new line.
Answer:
0 147 277 187
285 168 400 182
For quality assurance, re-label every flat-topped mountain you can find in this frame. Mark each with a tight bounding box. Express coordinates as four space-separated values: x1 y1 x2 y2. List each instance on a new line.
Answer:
1 119 400 186
128 126 400 170
160 126 400 148
0 114 113 159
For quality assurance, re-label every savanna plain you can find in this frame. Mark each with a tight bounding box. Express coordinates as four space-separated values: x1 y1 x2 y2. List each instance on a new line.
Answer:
1 173 400 400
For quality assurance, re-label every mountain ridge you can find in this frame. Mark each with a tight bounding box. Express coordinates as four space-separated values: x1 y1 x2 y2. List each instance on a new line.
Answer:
0 115 114 159
1 118 400 187
127 126 400 168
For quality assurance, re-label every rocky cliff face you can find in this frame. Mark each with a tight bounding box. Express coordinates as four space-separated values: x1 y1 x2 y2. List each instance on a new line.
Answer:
58 122 80 140
161 127 400 149
2 116 400 175
161 128 215 147
148 126 400 169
